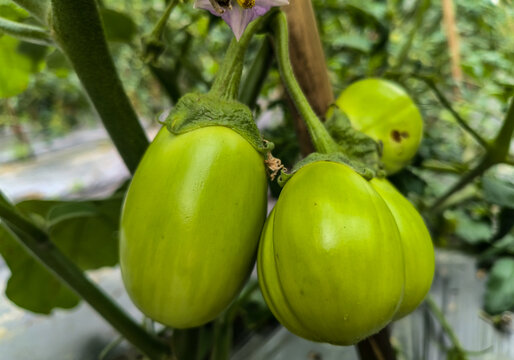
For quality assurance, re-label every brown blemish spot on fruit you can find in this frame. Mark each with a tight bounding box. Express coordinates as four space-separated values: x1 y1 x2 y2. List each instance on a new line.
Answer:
391 130 410 143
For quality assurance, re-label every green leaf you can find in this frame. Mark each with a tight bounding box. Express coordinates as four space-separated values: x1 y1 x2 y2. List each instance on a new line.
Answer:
452 210 492 245
0 195 123 313
0 223 80 313
0 190 14 209
100 8 137 43
484 258 514 314
482 176 514 209
0 35 32 98
0 3 29 21
48 198 121 269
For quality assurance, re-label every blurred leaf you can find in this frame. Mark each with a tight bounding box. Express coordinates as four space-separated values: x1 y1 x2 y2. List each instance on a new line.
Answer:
0 36 31 98
0 190 14 209
484 258 514 314
17 41 48 71
0 223 80 313
452 210 492 245
0 3 29 21
0 194 123 313
333 34 372 54
483 176 514 209
100 8 137 43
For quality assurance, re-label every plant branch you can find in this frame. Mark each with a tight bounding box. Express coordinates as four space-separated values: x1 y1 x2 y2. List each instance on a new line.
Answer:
12 0 50 25
426 295 468 358
489 97 514 163
50 0 149 175
0 17 53 45
142 0 179 64
270 12 338 155
417 76 489 148
429 98 514 212
0 204 171 360
429 157 492 213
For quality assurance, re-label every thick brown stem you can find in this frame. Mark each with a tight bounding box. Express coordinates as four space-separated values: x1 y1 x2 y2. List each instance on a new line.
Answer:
442 0 462 85
282 1 333 156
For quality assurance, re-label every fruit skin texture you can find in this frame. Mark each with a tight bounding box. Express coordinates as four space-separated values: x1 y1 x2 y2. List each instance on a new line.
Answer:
120 126 267 328
370 178 435 319
257 161 405 345
335 78 423 174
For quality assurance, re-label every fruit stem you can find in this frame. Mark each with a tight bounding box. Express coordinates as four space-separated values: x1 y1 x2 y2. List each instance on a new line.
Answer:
210 12 273 101
239 38 273 108
270 12 339 155
0 203 172 360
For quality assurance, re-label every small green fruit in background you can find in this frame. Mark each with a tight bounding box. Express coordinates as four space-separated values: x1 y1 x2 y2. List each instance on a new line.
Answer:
335 78 424 174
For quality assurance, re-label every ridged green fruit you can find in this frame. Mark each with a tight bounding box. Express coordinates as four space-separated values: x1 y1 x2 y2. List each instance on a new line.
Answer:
120 126 267 328
258 161 405 345
370 178 435 319
335 78 423 174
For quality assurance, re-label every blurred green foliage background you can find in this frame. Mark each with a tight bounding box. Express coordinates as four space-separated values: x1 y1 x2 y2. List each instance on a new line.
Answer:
0 0 513 324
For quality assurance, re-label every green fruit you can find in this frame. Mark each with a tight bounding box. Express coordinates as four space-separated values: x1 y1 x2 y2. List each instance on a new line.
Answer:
370 178 434 319
258 161 405 345
335 78 423 174
120 126 267 328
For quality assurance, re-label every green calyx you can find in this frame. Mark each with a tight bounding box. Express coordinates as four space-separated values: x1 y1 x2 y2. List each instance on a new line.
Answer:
278 108 385 187
278 153 375 187
325 107 385 177
165 93 273 155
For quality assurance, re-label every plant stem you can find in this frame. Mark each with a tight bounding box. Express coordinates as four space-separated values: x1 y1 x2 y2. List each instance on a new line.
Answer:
210 317 232 360
142 0 179 64
151 0 178 39
425 295 468 358
12 0 50 25
209 14 271 101
271 12 338 155
489 97 514 163
429 157 492 213
0 17 53 45
418 76 489 149
429 98 514 212
239 38 273 109
51 0 149 175
0 204 171 360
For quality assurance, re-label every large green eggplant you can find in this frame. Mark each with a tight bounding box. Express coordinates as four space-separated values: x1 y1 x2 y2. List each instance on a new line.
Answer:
258 161 405 345
120 126 268 328
370 178 435 319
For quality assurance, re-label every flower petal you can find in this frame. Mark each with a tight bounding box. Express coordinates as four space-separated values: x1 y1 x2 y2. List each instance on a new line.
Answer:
195 0 289 40
221 5 256 40
194 0 219 16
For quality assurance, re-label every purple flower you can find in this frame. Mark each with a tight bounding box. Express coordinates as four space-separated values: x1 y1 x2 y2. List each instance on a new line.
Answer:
194 0 289 40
